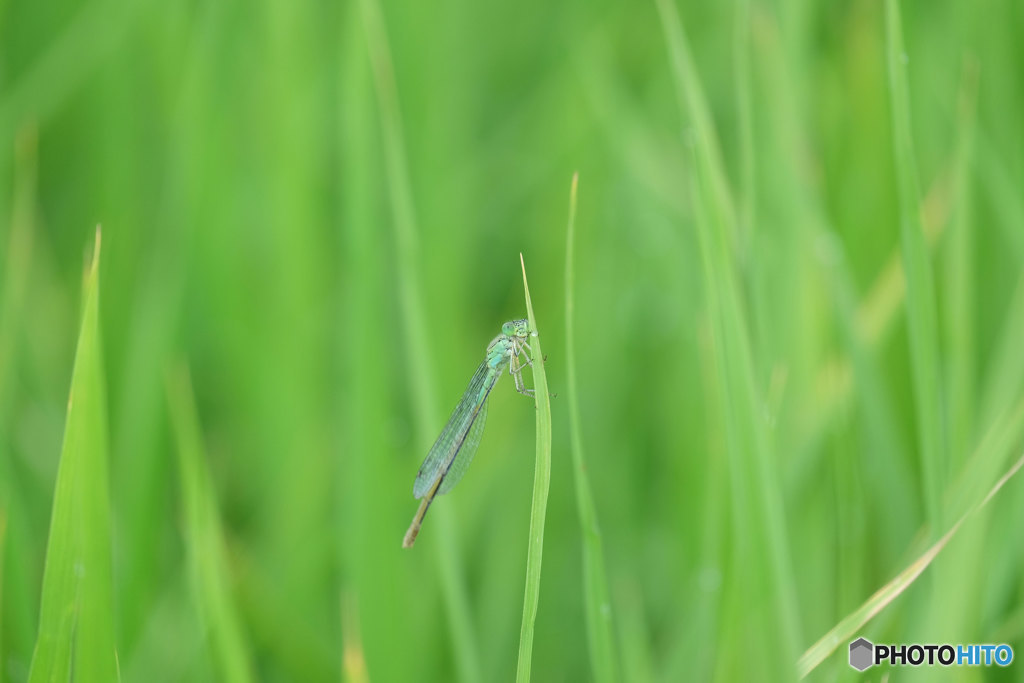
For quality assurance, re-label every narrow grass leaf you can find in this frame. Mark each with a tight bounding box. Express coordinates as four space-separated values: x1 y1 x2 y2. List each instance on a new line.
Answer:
515 253 553 683
28 228 119 683
359 1 481 679
885 0 948 530
0 124 41 675
0 126 37 403
798 446 1024 678
337 5 401 680
943 61 979 466
166 363 254 683
564 173 618 683
733 0 755 250
925 60 984 645
359 0 434 432
1 506 6 672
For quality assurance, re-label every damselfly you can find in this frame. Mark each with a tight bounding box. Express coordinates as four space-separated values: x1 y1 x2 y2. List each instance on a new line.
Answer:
402 319 535 548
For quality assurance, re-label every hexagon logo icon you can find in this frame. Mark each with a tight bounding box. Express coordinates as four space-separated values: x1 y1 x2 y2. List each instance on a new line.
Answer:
849 637 874 671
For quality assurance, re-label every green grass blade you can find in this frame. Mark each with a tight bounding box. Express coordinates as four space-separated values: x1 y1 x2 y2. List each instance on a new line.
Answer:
337 4 395 680
0 126 37 406
0 124 42 676
564 173 618 683
166 363 254 683
359 0 435 434
733 0 755 250
515 253 553 683
359 1 481 680
943 62 979 467
885 0 948 531
1 506 6 673
28 228 119 683
654 0 800 677
925 60 983 647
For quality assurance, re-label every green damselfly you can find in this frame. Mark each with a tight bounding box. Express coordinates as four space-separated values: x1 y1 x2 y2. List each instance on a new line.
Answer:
402 319 536 548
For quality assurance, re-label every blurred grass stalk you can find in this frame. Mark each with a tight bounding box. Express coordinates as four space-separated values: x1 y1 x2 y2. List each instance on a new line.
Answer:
514 254 552 683
166 363 255 683
337 3 380 683
0 126 39 671
655 0 800 678
0 126 37 409
884 0 946 540
359 0 481 679
28 229 119 683
942 59 979 471
885 0 948 533
563 173 618 683
0 506 6 674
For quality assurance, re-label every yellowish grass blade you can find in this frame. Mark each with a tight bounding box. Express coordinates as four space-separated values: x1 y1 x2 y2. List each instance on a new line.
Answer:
798 448 1024 678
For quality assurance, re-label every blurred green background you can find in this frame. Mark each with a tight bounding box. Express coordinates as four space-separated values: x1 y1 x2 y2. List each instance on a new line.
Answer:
2 0 1024 680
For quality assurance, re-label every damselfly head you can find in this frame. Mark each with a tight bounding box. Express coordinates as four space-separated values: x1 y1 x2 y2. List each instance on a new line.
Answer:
502 319 530 339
